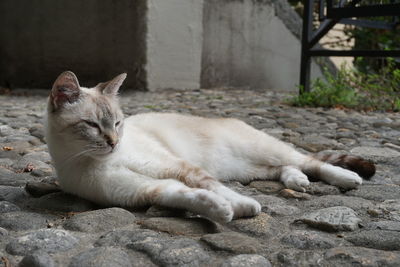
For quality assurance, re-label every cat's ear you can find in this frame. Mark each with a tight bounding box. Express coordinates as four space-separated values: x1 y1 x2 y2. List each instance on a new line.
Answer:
50 71 80 110
96 73 127 96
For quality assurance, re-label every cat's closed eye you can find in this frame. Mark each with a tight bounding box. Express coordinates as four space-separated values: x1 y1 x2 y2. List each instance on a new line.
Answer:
115 121 121 127
84 120 100 129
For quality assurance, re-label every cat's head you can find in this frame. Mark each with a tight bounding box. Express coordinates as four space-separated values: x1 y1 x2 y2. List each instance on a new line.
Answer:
47 71 126 157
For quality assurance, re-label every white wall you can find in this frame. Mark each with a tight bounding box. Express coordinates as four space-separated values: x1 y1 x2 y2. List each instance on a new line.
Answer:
201 0 323 92
146 0 323 92
146 0 204 90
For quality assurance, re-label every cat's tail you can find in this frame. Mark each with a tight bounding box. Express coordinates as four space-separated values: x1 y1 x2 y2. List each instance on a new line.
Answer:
313 153 376 179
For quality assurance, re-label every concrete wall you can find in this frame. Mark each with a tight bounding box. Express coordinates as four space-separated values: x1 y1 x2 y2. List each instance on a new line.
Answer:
0 0 147 89
201 0 323 91
146 0 203 91
0 0 324 91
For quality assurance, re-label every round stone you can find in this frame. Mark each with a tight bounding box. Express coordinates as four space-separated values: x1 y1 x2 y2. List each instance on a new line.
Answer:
0 185 29 203
277 249 325 266
201 232 262 253
281 230 338 249
25 181 61 198
350 146 400 164
6 229 78 255
291 134 344 152
0 170 32 187
145 205 186 217
229 213 283 238
95 229 159 247
29 125 45 141
0 211 56 231
28 192 96 212
249 181 284 194
0 125 18 137
306 182 341 196
365 220 400 232
20 151 51 164
140 217 218 236
300 206 361 232
69 247 132 267
345 230 400 250
0 201 20 212
128 236 210 266
0 226 8 236
19 251 56 267
221 254 271 267
324 246 400 266
63 207 136 233
11 158 52 173
377 199 400 221
254 195 300 216
302 195 373 211
346 185 400 201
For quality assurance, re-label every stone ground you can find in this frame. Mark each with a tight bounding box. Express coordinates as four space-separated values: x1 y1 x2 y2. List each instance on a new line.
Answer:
1 88 400 267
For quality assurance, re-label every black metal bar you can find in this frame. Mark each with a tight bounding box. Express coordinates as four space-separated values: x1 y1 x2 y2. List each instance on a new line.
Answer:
308 0 365 54
310 49 400 57
299 0 315 93
340 18 398 30
309 20 338 49
319 0 326 21
326 0 333 10
327 4 400 18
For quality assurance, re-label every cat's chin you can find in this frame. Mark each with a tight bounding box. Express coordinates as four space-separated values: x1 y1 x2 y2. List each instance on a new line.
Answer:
89 147 117 160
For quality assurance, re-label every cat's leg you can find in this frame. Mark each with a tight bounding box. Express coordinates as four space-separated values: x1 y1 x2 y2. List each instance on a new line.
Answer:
140 178 235 223
273 152 362 190
209 149 362 192
208 119 363 190
153 160 261 219
101 170 234 223
301 157 363 189
227 164 311 192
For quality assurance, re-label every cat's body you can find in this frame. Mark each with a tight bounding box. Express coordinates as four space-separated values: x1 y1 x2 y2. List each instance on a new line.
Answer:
45 72 375 222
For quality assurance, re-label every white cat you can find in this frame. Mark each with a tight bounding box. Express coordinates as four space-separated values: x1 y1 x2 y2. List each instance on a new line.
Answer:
45 71 375 222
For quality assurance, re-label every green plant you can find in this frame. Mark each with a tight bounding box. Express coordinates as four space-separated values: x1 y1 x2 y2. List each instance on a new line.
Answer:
345 23 400 74
289 61 400 112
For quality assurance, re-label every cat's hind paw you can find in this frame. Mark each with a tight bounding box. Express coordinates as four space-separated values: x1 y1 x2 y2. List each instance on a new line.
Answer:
321 164 362 189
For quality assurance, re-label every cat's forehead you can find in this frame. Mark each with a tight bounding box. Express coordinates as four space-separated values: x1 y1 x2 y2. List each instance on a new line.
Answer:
81 87 120 118
93 95 114 118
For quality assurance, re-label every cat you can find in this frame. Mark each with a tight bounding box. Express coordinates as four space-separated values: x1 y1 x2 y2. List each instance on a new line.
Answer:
45 71 375 223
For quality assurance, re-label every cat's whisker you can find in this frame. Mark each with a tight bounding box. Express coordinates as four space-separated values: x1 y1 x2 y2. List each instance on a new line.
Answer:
58 148 96 170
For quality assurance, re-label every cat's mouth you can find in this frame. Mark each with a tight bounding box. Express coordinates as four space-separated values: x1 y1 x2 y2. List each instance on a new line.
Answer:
92 144 118 156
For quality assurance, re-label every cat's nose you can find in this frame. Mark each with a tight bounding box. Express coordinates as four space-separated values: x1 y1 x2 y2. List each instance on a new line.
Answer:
107 140 117 149
105 135 118 148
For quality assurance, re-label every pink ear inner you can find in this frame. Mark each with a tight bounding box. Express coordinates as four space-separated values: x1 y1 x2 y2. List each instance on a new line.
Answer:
51 72 80 109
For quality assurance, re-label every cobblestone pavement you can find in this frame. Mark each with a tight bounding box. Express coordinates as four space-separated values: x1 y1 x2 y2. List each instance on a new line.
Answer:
1 88 400 266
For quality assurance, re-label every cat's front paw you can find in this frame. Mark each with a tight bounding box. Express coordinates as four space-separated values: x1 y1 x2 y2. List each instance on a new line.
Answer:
212 186 261 219
281 167 310 192
230 195 261 219
194 189 234 223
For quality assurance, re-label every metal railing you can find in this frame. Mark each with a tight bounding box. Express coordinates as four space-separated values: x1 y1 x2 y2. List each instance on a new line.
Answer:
299 0 400 94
